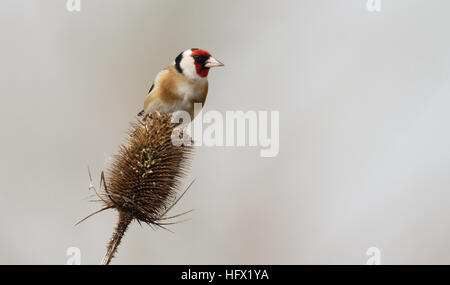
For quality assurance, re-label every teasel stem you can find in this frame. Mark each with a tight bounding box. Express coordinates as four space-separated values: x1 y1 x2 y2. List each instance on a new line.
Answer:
101 211 133 265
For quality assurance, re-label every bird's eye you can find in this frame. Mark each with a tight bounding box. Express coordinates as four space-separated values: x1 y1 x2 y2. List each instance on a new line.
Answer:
193 55 208 64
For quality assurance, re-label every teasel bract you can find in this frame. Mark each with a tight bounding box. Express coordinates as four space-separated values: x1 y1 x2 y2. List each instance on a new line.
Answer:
77 114 193 265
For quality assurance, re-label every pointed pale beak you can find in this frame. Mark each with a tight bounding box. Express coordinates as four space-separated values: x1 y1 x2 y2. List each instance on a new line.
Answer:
205 57 224 68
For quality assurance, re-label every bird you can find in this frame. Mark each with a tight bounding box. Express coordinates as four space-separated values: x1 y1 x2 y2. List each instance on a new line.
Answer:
138 48 224 120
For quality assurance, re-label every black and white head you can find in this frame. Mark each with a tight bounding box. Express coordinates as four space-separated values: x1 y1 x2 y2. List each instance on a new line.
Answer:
174 48 224 80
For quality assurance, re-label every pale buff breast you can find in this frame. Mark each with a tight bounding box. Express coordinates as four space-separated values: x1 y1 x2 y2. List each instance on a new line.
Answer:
144 65 209 119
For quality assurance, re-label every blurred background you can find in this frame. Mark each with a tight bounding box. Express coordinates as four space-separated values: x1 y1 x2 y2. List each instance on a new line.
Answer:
0 0 450 264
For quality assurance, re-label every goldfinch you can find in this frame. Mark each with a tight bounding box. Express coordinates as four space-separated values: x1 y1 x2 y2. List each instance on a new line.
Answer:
138 48 224 120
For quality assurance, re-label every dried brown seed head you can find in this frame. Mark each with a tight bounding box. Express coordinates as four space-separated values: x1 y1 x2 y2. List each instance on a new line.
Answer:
103 114 193 224
79 114 193 265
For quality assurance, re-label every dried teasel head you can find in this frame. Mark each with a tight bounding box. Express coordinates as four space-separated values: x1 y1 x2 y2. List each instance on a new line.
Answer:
78 114 193 265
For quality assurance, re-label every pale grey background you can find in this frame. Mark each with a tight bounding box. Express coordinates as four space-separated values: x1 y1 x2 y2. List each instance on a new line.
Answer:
0 0 449 264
